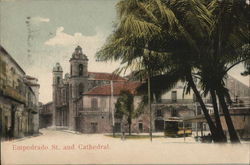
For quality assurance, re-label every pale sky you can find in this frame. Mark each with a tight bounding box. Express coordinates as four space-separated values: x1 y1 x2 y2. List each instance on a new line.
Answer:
0 0 249 104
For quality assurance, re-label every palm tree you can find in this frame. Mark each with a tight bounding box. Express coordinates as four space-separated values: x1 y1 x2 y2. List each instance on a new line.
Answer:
97 0 250 142
97 0 224 142
198 0 250 143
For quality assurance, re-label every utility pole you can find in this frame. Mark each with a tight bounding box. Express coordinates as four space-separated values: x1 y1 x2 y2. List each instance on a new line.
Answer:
148 73 152 142
111 80 115 137
195 102 198 137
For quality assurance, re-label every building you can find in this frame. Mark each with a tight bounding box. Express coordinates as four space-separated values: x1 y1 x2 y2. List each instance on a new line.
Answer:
75 81 148 133
0 45 40 139
182 76 250 138
151 75 250 138
23 75 40 133
48 46 145 133
39 102 53 129
152 81 197 132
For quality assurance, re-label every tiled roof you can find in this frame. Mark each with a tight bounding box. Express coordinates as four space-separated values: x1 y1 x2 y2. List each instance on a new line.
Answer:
88 72 126 81
83 81 141 96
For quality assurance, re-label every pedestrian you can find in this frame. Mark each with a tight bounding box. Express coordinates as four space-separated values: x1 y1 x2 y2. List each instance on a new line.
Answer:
207 133 212 143
122 131 125 141
7 127 12 141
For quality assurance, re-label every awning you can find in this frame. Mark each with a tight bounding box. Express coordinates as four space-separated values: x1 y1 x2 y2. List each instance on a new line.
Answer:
183 114 215 123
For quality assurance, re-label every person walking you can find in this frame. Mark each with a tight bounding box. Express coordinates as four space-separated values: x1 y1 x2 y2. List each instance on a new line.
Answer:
7 127 12 141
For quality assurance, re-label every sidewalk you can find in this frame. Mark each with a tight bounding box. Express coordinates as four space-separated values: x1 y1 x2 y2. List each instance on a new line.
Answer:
1 132 42 143
60 129 82 135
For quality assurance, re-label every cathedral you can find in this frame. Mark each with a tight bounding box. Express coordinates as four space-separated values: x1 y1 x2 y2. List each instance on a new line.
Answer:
52 46 144 133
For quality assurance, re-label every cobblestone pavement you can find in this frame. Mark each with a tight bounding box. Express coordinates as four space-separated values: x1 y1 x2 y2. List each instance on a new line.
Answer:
1 129 249 164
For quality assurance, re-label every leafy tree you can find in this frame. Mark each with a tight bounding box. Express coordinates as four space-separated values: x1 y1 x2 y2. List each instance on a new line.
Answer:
115 90 135 135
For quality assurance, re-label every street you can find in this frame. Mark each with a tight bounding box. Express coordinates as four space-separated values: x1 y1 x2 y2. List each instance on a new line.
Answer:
1 128 249 164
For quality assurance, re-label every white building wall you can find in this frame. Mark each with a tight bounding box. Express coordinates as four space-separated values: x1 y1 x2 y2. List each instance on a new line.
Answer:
161 81 194 100
82 95 142 112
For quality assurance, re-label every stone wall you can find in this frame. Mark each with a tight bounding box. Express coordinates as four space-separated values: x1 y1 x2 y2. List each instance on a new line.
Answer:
79 112 112 133
220 108 250 139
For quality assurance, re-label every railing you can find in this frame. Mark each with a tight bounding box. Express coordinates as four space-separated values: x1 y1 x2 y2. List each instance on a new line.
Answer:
160 99 195 104
25 104 38 114
79 107 102 111
40 106 53 114
2 86 26 103
40 110 52 115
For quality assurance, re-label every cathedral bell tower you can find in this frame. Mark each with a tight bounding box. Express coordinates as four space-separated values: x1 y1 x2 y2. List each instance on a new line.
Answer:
68 46 88 130
52 62 63 126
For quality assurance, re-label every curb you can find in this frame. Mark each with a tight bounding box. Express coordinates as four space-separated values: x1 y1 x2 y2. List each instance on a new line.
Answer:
3 132 43 143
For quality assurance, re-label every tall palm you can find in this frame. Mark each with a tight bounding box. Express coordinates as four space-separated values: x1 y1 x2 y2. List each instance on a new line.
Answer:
140 0 226 142
97 0 250 142
197 0 250 143
97 0 169 141
97 0 227 142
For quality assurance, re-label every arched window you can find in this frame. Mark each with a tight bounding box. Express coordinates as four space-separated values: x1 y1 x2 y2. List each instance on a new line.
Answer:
57 77 60 84
79 83 84 96
79 64 83 76
91 98 98 110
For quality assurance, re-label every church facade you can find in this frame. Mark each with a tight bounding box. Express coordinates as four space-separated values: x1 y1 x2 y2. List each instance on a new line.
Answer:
52 46 148 133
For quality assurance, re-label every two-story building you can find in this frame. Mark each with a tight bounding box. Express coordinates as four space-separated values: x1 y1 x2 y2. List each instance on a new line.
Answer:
0 45 40 139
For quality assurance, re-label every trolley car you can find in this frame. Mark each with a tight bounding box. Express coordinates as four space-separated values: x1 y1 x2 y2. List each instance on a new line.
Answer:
164 118 192 137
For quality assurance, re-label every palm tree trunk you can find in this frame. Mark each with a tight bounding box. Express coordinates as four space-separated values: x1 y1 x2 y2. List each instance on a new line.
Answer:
210 90 227 142
128 115 132 136
186 73 221 142
216 91 240 143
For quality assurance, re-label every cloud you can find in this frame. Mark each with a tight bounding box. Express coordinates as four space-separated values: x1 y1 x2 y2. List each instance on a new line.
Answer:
44 26 105 47
30 16 50 24
43 26 119 73
44 27 75 46
43 26 115 71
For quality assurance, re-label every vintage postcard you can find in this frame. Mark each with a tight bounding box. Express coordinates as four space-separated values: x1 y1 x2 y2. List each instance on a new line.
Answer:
0 0 249 164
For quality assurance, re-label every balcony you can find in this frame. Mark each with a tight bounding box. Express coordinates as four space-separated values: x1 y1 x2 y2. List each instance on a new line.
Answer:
40 109 53 115
160 99 194 105
81 107 101 111
78 109 108 115
2 86 26 103
25 103 38 114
